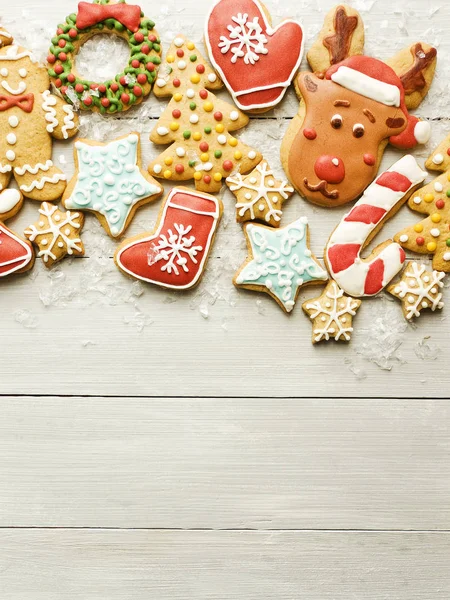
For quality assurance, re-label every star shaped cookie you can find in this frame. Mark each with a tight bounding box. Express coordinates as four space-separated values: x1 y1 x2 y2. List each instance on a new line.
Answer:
302 281 361 343
387 262 445 320
234 216 327 313
63 133 163 238
24 202 84 268
226 160 294 227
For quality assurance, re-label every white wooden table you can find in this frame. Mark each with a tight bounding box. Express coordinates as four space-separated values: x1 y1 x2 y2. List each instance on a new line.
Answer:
1 0 449 597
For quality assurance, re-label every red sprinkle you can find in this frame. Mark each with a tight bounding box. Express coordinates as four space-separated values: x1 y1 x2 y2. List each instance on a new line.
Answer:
172 109 181 119
214 112 223 121
363 153 376 166
177 49 184 57
67 73 75 83
60 86 68 95
55 78 62 88
199 89 208 99
196 64 205 74
416 236 425 246
58 52 67 62
203 175 211 184
141 44 150 55
98 84 107 93
436 199 445 209
54 64 64 75
148 34 157 42
58 39 66 48
83 96 93 106
173 78 181 88
101 98 110 108
75 83 84 93
146 62 155 72
90 83 98 90
110 82 119 92
57 28 63 35
137 73 147 84
47 54 56 64
223 160 233 171
119 76 127 86
199 142 209 152
303 128 317 140
134 32 144 43
133 85 143 97
121 93 130 104
447 148 450 156
69 28 77 39
131 59 140 68
175 164 184 174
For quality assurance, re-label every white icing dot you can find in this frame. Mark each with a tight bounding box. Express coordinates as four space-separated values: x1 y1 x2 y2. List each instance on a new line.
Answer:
407 295 415 303
58 241 64 248
207 73 217 82
153 164 162 174
178 60 186 70
431 287 437 294
19 68 27 78
268 180 274 187
249 177 257 184
174 37 184 47
41 238 48 245
325 302 331 308
65 228 71 235
258 203 265 211
434 182 443 192
430 228 440 237
230 110 239 121
341 317 347 323
176 147 185 157
244 192 252 200
413 196 422 205
0 67 8 77
54 215 61 222
156 78 167 88
444 252 450 261
394 286 401 294
331 157 339 166
432 153 444 165
104 174 115 186
6 150 15 161
321 316 326 322
203 162 213 172
408 279 416 286
265 278 273 289
217 135 227 145
157 127 169 136
8 116 19 128
6 133 16 145
186 89 195 98
421 301 428 308
248 151 256 159
189 114 199 124
423 276 430 283
399 234 408 243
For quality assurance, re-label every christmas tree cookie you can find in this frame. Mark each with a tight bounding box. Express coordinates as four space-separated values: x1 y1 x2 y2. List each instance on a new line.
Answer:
149 35 261 193
394 134 450 272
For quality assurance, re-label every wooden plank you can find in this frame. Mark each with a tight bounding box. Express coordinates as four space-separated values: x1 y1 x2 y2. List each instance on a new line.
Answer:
0 397 449 529
1 529 449 599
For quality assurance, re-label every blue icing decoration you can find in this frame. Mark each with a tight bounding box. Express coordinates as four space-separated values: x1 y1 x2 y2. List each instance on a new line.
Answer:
66 134 161 237
235 216 327 312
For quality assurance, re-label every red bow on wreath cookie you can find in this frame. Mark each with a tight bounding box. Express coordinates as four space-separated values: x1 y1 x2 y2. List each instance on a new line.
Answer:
76 2 141 33
205 0 304 111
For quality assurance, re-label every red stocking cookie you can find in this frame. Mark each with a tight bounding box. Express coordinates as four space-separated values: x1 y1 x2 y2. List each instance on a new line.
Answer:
0 188 34 278
115 187 222 290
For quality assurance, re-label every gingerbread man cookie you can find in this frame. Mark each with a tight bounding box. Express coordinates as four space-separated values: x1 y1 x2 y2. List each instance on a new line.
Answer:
281 4 436 207
0 26 78 202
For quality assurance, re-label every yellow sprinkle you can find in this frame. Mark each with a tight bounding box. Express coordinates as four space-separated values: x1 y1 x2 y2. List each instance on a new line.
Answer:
424 193 434 203
193 132 201 141
190 74 200 84
203 101 214 112
164 157 173 166
427 241 437 252
187 42 195 50
447 173 450 182
234 151 242 160
200 153 209 162
194 171 202 180
431 213 441 223
166 54 175 63
163 169 172 179
215 124 224 133
414 224 423 233
170 122 179 132
228 138 238 147
213 172 222 182
173 93 183 102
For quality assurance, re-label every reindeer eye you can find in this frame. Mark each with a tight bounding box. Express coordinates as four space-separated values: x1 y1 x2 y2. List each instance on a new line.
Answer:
353 123 365 138
331 114 343 129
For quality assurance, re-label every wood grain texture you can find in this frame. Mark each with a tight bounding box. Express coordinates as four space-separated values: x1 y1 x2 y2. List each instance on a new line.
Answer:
0 397 449 529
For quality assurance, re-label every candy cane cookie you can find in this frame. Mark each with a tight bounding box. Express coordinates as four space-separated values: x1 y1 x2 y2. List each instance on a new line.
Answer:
325 155 426 297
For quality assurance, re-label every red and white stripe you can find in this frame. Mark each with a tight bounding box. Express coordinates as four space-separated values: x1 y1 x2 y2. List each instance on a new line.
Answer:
325 155 426 297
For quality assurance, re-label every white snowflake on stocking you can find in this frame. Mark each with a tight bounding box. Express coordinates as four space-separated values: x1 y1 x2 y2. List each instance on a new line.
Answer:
150 223 203 276
219 13 268 65
388 262 445 320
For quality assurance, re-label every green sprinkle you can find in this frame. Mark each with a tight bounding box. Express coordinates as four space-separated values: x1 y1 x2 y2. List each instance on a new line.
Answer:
190 55 197 62
183 131 191 139
214 150 222 159
188 160 197 168
204 126 212 134
189 102 196 110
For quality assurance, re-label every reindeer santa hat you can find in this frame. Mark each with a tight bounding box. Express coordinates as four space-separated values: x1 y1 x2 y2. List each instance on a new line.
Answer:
326 55 431 149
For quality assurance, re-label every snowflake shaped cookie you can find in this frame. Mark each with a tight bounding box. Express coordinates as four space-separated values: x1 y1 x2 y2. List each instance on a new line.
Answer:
151 223 203 276
234 216 327 313
219 13 268 64
226 160 294 227
387 262 445 320
302 281 361 343
63 133 162 238
24 202 84 267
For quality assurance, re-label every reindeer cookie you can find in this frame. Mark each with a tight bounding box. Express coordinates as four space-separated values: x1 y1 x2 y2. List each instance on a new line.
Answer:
281 4 436 207
0 27 78 202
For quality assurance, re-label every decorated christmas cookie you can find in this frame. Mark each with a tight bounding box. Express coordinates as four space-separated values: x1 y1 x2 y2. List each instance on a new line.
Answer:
62 133 162 238
115 187 222 290
0 189 34 277
205 0 304 113
394 134 450 272
0 27 78 201
24 202 85 268
48 0 161 113
234 216 327 313
0 188 23 221
325 155 426 298
226 160 294 227
388 262 445 321
0 23 13 48
302 281 361 344
281 4 436 207
148 34 261 194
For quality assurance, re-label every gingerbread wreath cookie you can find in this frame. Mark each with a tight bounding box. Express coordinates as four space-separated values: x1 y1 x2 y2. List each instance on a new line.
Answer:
205 0 304 113
62 133 162 238
0 188 34 278
148 34 261 193
24 202 85 268
281 4 436 207
234 216 327 313
0 27 78 202
394 134 450 273
115 187 222 290
48 0 161 113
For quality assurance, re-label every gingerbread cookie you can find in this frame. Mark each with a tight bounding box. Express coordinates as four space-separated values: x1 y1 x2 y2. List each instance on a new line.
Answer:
115 187 222 290
48 0 161 113
234 216 327 313
388 262 445 321
394 134 450 272
226 160 293 227
148 34 261 193
281 4 436 207
24 202 84 268
0 26 78 202
62 133 162 238
205 0 304 113
302 281 361 343
0 188 23 221
325 155 426 297
0 23 13 48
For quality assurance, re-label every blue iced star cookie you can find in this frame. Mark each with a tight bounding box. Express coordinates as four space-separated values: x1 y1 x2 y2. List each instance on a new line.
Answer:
63 133 162 238
234 216 328 312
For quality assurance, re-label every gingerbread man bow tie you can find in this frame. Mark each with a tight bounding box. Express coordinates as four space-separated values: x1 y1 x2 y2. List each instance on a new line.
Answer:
0 93 34 113
76 2 141 33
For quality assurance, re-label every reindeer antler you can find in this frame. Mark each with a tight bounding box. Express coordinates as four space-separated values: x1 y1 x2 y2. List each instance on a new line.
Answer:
0 22 13 48
386 42 437 110
307 4 364 74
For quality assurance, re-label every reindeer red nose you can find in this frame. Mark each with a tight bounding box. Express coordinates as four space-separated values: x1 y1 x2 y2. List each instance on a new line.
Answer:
314 155 345 184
